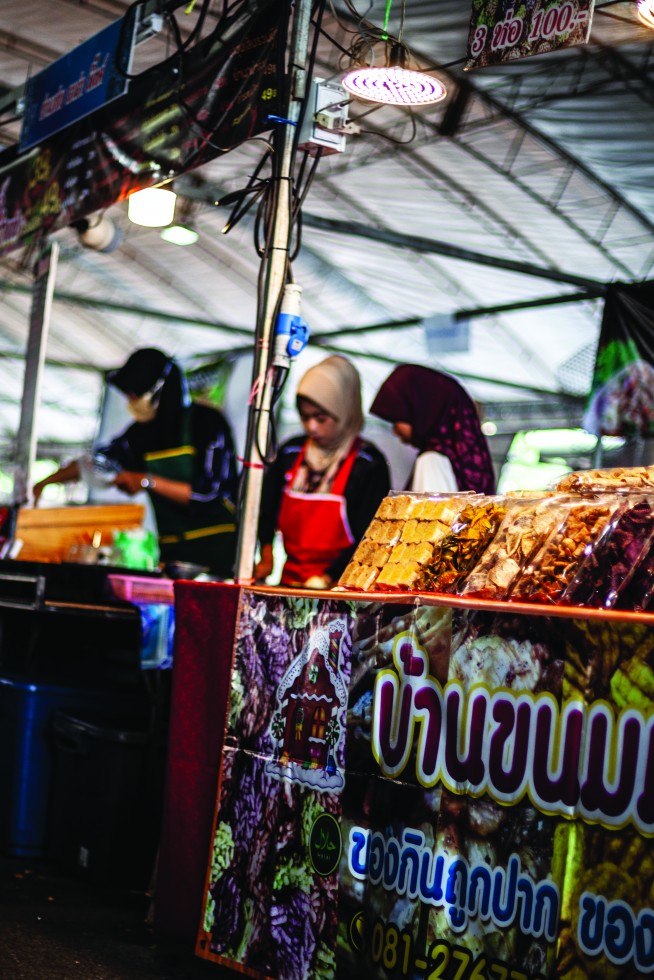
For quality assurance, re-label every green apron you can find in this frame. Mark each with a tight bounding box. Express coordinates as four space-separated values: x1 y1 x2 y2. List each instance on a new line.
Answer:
144 413 237 577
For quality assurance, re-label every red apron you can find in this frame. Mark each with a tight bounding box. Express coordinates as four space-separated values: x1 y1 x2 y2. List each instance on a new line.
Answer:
278 439 360 586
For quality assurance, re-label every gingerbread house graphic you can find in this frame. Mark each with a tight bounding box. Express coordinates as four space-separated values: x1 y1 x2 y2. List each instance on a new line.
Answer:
265 618 349 792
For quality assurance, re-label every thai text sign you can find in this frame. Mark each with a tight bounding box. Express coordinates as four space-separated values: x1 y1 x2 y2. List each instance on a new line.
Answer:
0 0 280 257
197 591 654 978
465 0 594 70
20 18 134 152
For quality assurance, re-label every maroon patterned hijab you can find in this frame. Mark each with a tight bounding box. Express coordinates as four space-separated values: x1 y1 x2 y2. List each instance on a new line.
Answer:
370 365 496 494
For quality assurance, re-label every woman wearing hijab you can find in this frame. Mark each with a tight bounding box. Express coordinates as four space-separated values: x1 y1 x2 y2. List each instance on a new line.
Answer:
370 364 495 495
255 354 390 589
32 348 239 578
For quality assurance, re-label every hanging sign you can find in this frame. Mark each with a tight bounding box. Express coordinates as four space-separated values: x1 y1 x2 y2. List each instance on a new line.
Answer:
196 589 654 979
465 0 595 70
0 0 281 258
20 18 135 152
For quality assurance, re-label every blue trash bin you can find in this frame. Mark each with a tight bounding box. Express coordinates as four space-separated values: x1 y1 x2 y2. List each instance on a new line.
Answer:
0 675 144 857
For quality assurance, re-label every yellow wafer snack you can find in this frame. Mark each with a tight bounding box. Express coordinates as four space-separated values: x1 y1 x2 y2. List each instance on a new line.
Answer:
351 539 392 567
376 560 423 589
338 562 380 591
376 494 417 520
389 541 434 564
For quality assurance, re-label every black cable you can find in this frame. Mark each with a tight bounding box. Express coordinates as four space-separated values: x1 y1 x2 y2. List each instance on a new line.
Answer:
236 1 328 465
114 0 219 82
359 112 418 145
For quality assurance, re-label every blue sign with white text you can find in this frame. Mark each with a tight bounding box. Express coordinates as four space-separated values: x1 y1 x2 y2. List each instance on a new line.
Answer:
20 18 133 151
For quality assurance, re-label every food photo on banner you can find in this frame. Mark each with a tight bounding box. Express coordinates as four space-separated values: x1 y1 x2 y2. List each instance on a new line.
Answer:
465 0 594 70
583 280 654 439
195 590 654 979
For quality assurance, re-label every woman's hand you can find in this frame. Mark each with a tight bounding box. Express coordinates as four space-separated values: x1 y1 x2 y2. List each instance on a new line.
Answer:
31 480 48 506
254 544 274 583
303 574 333 590
113 471 149 496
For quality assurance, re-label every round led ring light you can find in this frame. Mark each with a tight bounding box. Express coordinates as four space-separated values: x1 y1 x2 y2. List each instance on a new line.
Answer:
342 67 447 107
637 0 654 28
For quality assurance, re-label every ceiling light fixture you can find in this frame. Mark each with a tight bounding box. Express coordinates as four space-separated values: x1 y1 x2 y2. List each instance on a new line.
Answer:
342 43 446 107
70 214 122 253
160 223 199 246
127 186 177 227
637 0 654 28
159 193 200 245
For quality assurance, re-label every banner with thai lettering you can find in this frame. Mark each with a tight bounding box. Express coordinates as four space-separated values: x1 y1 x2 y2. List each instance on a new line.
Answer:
465 0 594 71
0 0 281 258
19 17 134 152
196 591 654 979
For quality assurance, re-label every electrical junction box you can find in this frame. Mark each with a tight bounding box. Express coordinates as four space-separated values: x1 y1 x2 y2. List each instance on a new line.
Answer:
298 78 349 156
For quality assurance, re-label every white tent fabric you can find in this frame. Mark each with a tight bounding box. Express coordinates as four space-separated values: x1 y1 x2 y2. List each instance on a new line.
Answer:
0 0 653 466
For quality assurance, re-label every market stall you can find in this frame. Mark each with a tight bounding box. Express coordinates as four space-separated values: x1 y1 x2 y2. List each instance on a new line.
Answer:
154 467 654 977
156 577 654 979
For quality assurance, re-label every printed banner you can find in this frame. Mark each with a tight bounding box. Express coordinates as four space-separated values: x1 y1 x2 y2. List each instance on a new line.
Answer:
465 0 594 70
584 281 654 438
20 17 134 152
196 591 654 979
0 0 281 257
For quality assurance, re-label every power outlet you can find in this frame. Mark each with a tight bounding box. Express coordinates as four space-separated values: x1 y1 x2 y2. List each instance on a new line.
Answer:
298 78 349 156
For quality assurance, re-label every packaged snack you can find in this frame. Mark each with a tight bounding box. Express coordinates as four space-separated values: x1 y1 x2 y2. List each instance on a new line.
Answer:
563 497 654 608
420 496 509 595
375 494 418 520
556 465 654 494
338 562 381 591
364 518 405 546
460 497 568 601
350 538 393 568
376 560 423 590
400 496 468 547
510 496 618 604
613 535 654 611
344 493 467 593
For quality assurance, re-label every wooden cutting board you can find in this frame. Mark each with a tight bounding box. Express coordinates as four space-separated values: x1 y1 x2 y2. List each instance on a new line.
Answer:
14 504 145 563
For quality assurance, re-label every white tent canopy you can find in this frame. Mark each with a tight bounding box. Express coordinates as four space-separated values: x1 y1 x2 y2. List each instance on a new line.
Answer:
1 0 653 471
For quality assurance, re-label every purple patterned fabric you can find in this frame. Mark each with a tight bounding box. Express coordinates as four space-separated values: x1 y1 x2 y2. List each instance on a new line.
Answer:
370 364 496 494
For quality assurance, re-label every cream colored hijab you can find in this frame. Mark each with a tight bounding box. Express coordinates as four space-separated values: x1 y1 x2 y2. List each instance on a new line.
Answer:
294 355 364 491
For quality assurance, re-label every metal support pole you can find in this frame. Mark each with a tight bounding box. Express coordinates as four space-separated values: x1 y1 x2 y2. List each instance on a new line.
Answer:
14 240 58 506
235 0 313 584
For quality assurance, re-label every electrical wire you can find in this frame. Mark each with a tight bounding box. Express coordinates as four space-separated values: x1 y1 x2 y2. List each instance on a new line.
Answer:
246 1 329 465
114 0 222 82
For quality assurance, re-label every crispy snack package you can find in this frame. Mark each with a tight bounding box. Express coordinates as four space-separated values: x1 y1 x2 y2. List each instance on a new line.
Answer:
420 496 510 595
613 533 654 611
562 496 654 608
556 464 654 494
510 496 619 604
375 495 470 592
460 496 569 601
337 492 467 593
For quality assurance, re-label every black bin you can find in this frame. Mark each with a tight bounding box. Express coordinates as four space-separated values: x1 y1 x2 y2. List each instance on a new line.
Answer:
48 709 160 888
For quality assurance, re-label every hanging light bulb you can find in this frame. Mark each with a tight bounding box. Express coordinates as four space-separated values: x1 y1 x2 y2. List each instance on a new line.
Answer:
159 195 199 245
160 223 199 246
343 43 447 107
128 187 177 227
637 0 654 28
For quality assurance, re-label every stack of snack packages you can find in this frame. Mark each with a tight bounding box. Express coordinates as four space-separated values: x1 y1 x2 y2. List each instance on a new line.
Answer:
337 464 654 610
